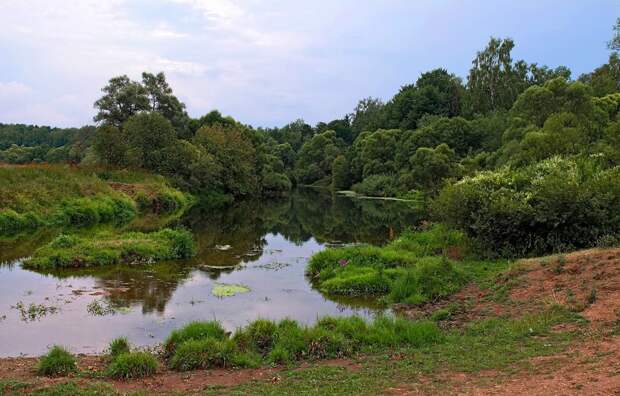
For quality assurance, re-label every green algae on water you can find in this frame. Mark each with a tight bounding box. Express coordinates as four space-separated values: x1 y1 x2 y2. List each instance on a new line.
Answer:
211 283 250 297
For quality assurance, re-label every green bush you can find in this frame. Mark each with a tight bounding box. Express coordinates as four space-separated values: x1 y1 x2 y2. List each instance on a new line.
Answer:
434 156 620 256
37 346 77 377
106 352 158 379
164 321 227 358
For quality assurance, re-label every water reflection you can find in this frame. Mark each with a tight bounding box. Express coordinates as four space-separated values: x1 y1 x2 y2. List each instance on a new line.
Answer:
0 189 421 356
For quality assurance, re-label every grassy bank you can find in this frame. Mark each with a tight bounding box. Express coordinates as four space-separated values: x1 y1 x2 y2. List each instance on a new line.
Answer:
307 224 507 304
23 228 196 269
0 165 192 236
0 304 582 395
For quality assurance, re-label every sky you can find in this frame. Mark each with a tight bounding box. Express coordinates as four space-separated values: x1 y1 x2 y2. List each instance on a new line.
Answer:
0 0 617 129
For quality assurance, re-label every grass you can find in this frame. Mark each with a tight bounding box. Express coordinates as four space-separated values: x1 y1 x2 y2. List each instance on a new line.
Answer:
0 164 193 236
107 338 130 360
164 316 444 371
308 225 479 304
106 352 158 379
11 304 583 395
164 320 228 358
23 228 196 269
36 346 77 377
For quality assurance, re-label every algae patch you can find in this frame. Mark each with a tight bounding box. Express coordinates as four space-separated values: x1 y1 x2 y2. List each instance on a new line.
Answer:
211 283 250 297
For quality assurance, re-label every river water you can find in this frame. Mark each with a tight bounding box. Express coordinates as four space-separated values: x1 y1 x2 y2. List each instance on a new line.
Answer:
0 189 420 357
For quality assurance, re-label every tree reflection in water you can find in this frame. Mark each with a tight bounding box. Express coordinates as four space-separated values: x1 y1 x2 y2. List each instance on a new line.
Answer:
22 188 422 315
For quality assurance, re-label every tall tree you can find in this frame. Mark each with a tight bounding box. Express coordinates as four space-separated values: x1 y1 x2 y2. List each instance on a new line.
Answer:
141 72 189 137
93 76 149 127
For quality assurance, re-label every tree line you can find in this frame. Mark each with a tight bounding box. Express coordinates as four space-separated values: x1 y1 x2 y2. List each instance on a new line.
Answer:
2 21 620 255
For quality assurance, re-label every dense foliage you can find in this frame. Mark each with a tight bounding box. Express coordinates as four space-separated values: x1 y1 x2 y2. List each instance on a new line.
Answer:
2 24 620 255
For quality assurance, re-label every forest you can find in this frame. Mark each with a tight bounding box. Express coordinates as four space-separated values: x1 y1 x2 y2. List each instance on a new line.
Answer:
2 33 620 258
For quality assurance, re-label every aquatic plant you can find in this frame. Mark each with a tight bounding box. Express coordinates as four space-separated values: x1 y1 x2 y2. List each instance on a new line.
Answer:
211 283 251 298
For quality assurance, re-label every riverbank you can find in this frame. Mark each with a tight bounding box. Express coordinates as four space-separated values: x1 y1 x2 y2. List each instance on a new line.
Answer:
0 164 193 237
1 247 618 395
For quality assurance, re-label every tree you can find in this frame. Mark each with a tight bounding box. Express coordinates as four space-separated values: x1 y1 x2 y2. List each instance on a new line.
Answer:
93 76 149 127
294 131 344 185
608 17 620 51
579 53 620 96
123 112 176 170
93 125 127 166
331 155 351 190
194 123 258 196
141 72 189 137
408 144 458 192
350 97 386 137
360 129 400 177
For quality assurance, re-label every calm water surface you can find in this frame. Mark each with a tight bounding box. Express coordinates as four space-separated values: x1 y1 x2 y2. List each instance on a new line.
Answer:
0 189 420 356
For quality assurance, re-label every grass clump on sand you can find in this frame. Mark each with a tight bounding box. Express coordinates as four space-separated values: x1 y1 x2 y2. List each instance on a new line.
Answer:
107 337 130 360
36 346 77 377
24 228 196 269
104 338 157 379
107 352 158 379
164 316 444 371
307 225 471 303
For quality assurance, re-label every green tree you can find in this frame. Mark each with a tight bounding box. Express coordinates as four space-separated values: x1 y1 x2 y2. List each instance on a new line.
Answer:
93 125 127 166
608 17 620 51
141 72 189 137
194 123 258 196
294 131 344 185
331 155 351 190
123 112 176 170
408 144 458 192
94 76 149 127
350 97 386 137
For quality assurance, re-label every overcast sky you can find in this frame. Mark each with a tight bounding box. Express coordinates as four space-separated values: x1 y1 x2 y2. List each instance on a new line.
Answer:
0 0 617 128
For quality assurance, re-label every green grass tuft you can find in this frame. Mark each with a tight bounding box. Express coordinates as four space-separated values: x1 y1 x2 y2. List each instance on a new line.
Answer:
36 346 77 377
106 352 157 379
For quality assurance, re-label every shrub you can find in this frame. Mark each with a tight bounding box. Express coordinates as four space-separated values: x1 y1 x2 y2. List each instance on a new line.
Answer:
107 352 158 379
164 321 227 358
37 346 77 377
107 337 130 360
434 157 620 256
